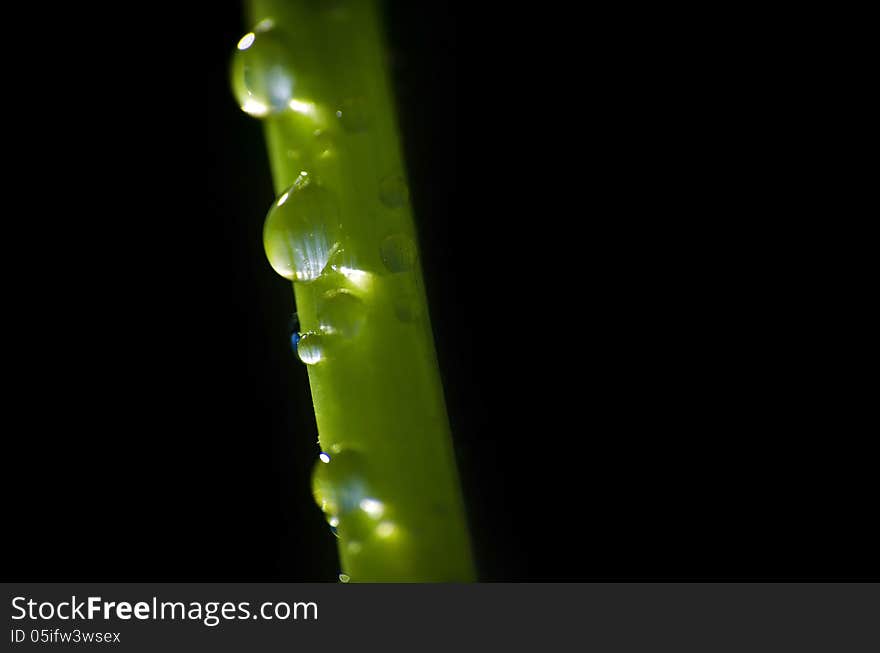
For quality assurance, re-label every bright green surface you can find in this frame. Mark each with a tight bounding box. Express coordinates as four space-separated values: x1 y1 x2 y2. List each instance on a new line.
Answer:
236 0 474 582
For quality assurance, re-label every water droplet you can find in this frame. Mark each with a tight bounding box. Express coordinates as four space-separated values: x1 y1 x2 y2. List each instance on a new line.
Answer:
312 450 387 540
336 96 370 132
264 179 341 281
380 234 417 273
338 573 350 583
231 27 304 118
319 452 331 463
296 332 325 365
313 130 335 159
393 287 423 323
375 521 397 539
312 450 370 515
379 175 409 208
317 289 365 339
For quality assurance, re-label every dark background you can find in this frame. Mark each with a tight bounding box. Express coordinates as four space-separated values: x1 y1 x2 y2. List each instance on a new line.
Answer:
3 2 873 581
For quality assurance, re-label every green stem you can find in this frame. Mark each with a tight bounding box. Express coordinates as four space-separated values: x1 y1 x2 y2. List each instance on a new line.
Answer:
242 0 475 581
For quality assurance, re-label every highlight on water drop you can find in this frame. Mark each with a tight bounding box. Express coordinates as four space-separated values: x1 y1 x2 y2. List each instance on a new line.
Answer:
263 176 342 282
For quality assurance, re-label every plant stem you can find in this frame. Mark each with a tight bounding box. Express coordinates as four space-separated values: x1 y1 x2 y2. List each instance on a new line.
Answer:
243 0 475 581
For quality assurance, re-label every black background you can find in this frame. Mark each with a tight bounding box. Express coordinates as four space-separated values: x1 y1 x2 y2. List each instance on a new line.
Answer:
3 2 873 581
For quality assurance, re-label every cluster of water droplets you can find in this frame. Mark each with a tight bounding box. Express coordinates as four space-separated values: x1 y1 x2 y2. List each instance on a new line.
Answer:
232 18 425 582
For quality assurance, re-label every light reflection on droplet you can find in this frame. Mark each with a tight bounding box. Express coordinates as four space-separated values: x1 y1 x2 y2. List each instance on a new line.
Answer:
319 452 331 463
241 98 268 116
359 498 384 518
288 99 317 117
237 33 256 50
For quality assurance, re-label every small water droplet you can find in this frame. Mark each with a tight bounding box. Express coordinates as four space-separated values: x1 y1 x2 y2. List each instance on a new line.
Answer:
317 289 365 339
264 179 341 281
231 27 304 118
289 312 301 353
338 573 350 583
379 175 409 208
336 96 370 132
380 234 417 273
393 292 422 322
313 130 335 159
296 332 325 365
319 452 331 463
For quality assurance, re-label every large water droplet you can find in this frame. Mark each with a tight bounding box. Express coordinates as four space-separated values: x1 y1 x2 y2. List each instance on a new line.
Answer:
379 175 409 208
336 96 370 132
264 178 341 281
231 27 304 118
317 289 365 339
296 332 325 365
380 234 417 273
